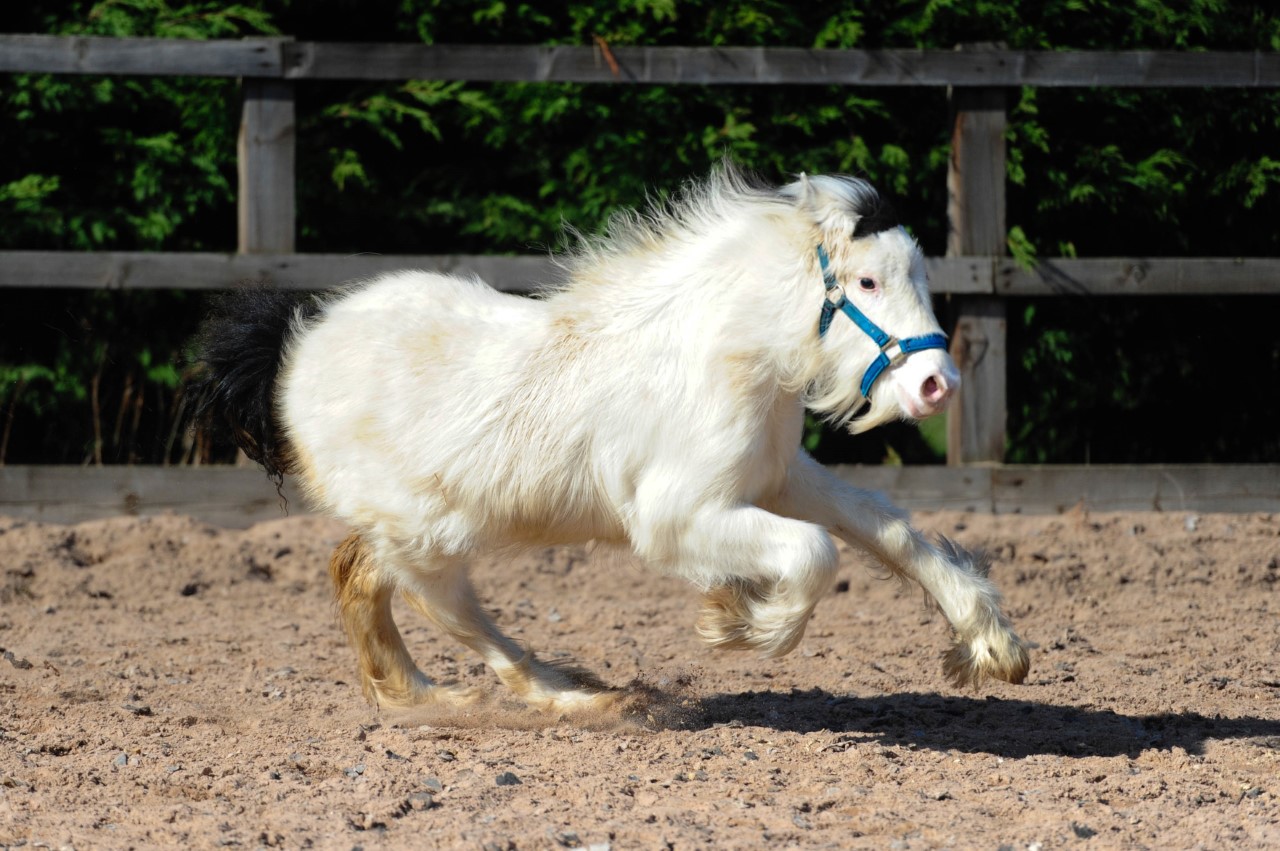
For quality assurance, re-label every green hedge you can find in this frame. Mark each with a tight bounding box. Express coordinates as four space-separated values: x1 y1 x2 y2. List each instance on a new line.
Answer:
2 0 1278 464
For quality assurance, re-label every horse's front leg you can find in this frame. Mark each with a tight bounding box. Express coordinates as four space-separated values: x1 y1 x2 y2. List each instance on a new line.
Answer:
763 452 1030 687
632 497 841 658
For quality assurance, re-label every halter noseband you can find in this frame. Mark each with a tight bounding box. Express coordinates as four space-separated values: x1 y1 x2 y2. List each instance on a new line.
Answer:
816 243 949 401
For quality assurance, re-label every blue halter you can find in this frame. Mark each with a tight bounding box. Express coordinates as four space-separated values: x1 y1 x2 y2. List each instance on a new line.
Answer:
816 243 949 401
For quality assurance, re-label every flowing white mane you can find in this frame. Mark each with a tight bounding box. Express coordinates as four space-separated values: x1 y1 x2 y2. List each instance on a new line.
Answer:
557 164 793 281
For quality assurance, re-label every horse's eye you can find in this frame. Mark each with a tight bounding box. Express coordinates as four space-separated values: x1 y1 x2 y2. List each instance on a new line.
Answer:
857 277 877 292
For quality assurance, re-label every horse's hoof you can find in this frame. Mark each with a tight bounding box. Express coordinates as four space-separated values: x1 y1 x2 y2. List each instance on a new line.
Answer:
432 682 484 707
367 676 482 710
697 583 812 659
696 584 759 651
528 687 625 716
943 626 1030 688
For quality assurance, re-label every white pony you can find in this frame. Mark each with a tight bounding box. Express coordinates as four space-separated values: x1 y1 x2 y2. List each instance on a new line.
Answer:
192 166 1029 714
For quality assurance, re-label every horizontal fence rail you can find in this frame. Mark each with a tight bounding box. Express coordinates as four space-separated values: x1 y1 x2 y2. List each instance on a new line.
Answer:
3 251 1279 296
0 34 282 77
0 250 564 294
4 35 1280 87
2 465 1276 527
994 257 1280 296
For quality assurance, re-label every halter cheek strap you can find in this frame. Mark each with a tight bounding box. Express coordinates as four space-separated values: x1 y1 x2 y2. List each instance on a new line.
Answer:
816 244 949 400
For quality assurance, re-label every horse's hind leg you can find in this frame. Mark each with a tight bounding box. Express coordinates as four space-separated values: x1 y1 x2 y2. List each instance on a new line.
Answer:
328 533 477 709
398 556 620 715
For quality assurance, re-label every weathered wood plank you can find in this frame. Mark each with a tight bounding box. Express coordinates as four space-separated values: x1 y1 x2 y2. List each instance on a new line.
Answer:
946 72 1008 466
946 91 1006 258
3 251 1278 296
0 251 1003 295
0 466 302 527
0 34 281 77
998 257 1280 296
830 465 995 512
283 43 1280 87
238 79 296 254
3 465 1275 526
1005 50 1280 88
946 300 1009 464
4 36 1279 87
990 465 1280 514
926 257 996 295
0 251 564 293
286 43 970 84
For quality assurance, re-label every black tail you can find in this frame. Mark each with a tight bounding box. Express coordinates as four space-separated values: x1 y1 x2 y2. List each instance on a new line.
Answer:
187 287 320 487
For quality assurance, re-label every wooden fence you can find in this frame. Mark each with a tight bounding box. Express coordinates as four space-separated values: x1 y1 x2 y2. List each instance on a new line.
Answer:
2 35 1278 521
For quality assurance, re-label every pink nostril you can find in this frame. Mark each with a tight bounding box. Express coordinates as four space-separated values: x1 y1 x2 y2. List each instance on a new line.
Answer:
921 375 950 406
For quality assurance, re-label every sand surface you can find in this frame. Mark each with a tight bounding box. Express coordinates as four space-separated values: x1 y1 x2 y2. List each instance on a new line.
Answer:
1 508 1278 849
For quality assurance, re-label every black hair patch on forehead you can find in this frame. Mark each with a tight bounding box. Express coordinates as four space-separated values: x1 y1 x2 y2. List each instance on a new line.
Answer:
851 194 899 239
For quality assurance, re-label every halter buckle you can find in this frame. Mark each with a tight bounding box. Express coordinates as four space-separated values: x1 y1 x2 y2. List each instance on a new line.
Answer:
884 338 908 368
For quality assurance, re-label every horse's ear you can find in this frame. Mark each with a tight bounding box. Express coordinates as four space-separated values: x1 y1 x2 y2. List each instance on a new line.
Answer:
791 172 817 208
784 172 836 227
793 172 814 206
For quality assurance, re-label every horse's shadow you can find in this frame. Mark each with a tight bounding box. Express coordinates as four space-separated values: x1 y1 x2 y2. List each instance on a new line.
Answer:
693 689 1280 759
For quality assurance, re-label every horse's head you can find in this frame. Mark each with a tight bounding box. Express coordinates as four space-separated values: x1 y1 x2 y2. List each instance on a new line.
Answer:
786 174 960 434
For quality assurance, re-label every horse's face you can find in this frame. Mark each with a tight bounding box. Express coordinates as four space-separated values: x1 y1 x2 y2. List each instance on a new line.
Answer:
806 193 959 433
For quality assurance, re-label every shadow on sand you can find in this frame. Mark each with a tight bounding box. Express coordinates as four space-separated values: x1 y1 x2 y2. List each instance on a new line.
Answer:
695 688 1280 759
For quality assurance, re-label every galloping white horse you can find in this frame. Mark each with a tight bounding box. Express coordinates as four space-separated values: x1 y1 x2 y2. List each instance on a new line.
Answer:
192 166 1029 714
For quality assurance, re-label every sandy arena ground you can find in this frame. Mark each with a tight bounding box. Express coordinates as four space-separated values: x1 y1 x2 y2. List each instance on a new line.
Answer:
1 508 1278 849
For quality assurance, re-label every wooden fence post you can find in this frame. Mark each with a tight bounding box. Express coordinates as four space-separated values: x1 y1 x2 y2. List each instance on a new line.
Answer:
946 46 1008 465
237 75 295 254
233 66 294 468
